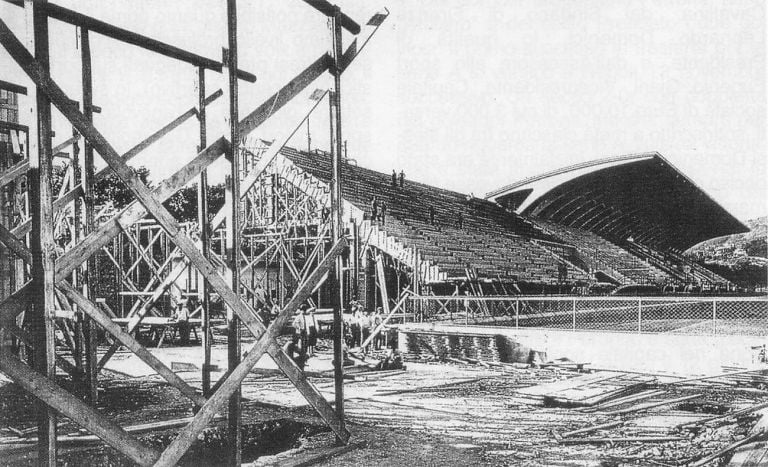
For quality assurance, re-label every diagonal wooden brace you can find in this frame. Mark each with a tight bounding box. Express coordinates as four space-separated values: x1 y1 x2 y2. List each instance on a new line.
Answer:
0 281 32 325
0 352 159 467
154 238 348 467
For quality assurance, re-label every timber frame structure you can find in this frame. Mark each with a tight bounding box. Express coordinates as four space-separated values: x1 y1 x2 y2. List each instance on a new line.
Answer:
0 1 389 465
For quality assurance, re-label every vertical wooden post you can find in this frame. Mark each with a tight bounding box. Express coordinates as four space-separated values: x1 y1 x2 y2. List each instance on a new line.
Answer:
328 6 346 444
78 26 98 405
71 126 84 378
571 299 576 331
195 67 212 395
412 249 420 323
637 299 642 333
352 219 359 301
515 299 519 328
26 0 57 462
223 0 241 464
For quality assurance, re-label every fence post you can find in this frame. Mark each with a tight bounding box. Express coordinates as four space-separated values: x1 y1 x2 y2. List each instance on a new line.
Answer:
572 299 576 331
466 297 469 326
712 299 717 335
515 299 519 328
637 299 642 333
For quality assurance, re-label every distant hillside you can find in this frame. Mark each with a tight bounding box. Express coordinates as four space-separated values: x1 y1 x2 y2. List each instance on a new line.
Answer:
688 216 767 259
687 216 767 289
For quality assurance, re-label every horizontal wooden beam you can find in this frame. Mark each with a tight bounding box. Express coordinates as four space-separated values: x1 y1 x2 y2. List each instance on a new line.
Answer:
301 0 361 34
1 0 256 82
51 135 79 154
0 78 27 95
0 352 159 466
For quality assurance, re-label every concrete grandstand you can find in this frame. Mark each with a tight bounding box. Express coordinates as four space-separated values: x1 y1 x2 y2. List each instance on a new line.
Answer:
279 147 747 295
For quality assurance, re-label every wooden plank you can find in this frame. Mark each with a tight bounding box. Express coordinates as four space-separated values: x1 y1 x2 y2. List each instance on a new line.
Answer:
0 78 27 94
58 282 207 408
79 25 98 404
0 353 158 466
603 393 702 416
26 1 58 460
728 408 768 466
301 0 361 34
223 4 243 462
195 66 212 395
154 239 348 467
0 223 32 263
558 436 686 445
279 441 365 467
0 159 29 188
560 420 624 438
1 0 256 81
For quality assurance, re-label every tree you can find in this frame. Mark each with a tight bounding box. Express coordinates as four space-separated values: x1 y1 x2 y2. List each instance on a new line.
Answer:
163 182 225 222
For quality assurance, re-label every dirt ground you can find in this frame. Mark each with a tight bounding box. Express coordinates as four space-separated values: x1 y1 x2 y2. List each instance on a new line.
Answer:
1 336 766 466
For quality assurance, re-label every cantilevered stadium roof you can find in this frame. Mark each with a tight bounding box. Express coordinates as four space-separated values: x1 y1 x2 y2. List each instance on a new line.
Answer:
486 152 749 251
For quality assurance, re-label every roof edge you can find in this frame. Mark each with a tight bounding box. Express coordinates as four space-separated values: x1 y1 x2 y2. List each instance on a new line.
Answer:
485 152 660 199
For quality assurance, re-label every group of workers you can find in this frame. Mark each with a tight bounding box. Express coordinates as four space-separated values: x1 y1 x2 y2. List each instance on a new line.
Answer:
347 301 387 353
283 304 318 370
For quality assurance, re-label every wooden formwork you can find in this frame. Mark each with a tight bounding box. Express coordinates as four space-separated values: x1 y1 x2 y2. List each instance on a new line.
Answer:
0 1 388 465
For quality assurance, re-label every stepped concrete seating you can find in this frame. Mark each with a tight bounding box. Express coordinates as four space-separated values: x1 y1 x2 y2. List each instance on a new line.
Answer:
627 242 731 289
532 218 673 286
282 148 591 284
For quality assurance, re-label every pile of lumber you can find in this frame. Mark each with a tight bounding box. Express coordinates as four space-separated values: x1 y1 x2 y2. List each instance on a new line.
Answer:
513 371 655 407
400 330 503 362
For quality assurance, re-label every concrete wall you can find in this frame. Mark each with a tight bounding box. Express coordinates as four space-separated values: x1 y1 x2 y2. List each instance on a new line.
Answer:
399 323 767 376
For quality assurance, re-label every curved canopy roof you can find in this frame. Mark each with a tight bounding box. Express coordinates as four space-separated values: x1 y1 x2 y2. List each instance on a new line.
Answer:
486 152 748 251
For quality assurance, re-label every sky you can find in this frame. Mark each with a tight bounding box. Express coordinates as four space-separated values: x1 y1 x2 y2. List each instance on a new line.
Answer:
1 0 766 222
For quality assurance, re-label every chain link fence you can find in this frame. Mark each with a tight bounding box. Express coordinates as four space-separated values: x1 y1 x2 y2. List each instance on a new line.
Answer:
409 296 768 336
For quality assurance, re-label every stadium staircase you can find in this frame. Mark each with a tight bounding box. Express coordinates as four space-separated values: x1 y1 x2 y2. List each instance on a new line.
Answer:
623 240 731 290
281 148 592 286
530 218 674 286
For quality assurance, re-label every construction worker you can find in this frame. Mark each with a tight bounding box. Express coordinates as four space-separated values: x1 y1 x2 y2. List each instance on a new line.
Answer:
429 206 436 225
370 197 378 223
361 309 373 354
292 304 314 353
373 307 384 350
379 201 387 226
172 299 190 346
351 302 363 347
399 169 405 187
391 169 397 187
457 211 464 229
283 334 307 370
306 306 318 357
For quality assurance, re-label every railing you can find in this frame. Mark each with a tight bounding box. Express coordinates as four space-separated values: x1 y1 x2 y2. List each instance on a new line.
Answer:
408 295 768 336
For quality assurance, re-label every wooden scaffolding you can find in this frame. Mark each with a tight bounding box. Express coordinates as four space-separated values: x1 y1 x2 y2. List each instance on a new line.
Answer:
0 1 388 465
